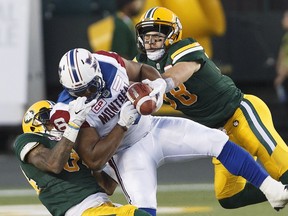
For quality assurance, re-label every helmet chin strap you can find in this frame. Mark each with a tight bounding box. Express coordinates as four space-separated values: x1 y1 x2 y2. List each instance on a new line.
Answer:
146 49 165 61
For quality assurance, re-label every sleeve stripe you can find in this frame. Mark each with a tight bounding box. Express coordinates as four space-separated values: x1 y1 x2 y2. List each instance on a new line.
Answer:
20 141 39 161
171 42 201 59
171 43 203 64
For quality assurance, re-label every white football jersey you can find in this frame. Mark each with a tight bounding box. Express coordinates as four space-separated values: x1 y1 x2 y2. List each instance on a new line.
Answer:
51 51 151 152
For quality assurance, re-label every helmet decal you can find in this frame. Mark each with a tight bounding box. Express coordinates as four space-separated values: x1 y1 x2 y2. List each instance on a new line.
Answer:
143 7 158 19
85 53 92 64
68 49 81 83
24 110 34 124
91 58 98 72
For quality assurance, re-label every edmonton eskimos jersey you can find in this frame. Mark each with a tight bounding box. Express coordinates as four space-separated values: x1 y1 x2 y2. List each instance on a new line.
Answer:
135 38 243 128
13 133 104 216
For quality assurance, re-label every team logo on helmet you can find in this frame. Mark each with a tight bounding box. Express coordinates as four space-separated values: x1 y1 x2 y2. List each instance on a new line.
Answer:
24 110 34 124
85 54 92 65
91 58 98 72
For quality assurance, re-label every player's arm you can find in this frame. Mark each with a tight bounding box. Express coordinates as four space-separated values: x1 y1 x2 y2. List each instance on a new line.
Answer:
26 138 75 174
162 61 201 91
74 101 138 171
122 58 162 82
123 59 167 111
26 97 95 174
74 125 125 171
51 106 122 171
92 170 118 195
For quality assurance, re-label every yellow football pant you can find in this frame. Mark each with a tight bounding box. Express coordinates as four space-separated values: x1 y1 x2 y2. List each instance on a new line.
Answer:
214 94 288 199
82 202 138 216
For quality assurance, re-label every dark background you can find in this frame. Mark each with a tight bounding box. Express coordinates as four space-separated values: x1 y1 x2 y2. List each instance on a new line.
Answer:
1 0 288 152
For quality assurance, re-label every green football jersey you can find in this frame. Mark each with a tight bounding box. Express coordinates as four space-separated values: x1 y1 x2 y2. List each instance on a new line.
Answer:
13 133 104 216
135 38 243 128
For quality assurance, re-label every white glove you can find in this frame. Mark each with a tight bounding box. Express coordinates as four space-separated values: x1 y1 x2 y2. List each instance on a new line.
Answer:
63 97 96 142
118 101 139 130
142 78 167 112
68 97 97 128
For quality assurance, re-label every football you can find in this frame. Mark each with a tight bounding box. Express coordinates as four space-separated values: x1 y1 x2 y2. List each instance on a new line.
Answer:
127 82 157 115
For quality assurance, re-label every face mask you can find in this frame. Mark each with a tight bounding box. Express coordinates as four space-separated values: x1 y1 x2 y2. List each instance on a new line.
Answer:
146 49 165 61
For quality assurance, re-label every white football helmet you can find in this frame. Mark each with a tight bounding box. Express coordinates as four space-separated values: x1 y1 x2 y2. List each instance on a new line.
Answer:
58 48 105 101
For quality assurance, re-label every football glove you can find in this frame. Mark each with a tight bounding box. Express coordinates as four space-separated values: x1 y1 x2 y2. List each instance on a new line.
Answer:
118 101 139 130
142 78 166 111
68 97 96 128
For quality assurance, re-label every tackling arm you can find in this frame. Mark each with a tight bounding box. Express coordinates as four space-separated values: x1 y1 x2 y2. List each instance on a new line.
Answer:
26 138 75 174
54 101 138 171
123 59 162 82
26 97 96 174
162 61 201 91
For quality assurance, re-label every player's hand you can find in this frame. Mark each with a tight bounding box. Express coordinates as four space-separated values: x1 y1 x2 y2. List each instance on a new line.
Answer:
68 97 96 128
118 101 139 130
142 78 166 111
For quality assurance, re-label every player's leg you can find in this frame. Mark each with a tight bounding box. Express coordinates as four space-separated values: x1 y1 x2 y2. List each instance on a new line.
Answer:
82 202 151 216
214 123 267 208
214 138 288 211
151 116 288 210
213 158 267 208
227 94 288 182
109 134 158 216
151 116 264 184
150 116 228 164
216 94 288 208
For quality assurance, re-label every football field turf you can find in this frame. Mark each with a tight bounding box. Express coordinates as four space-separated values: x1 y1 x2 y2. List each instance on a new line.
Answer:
0 184 287 216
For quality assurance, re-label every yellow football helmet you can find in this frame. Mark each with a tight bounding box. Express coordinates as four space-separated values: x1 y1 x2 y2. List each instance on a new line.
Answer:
22 100 55 134
135 6 183 53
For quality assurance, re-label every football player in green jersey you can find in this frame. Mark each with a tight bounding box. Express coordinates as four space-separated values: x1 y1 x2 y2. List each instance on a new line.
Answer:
134 6 288 209
13 98 150 216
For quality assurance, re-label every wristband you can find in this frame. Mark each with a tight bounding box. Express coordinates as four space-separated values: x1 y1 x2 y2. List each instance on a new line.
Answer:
164 77 175 92
68 121 80 130
63 122 80 142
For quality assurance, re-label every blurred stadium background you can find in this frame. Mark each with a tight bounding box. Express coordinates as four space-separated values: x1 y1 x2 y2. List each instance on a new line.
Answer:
1 0 288 215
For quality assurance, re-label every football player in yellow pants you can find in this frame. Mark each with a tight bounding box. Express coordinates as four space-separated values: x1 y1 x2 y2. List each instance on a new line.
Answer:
134 6 288 208
14 99 150 216
214 94 288 207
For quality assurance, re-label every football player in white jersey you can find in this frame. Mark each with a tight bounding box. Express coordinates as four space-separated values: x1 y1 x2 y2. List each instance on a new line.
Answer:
50 48 288 216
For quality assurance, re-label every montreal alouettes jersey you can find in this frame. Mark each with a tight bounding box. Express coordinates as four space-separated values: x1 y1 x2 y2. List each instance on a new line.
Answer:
51 51 151 152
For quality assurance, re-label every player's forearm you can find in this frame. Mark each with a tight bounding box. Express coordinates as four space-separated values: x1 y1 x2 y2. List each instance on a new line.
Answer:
162 61 200 89
139 63 162 81
29 138 74 174
81 126 126 170
44 138 74 173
